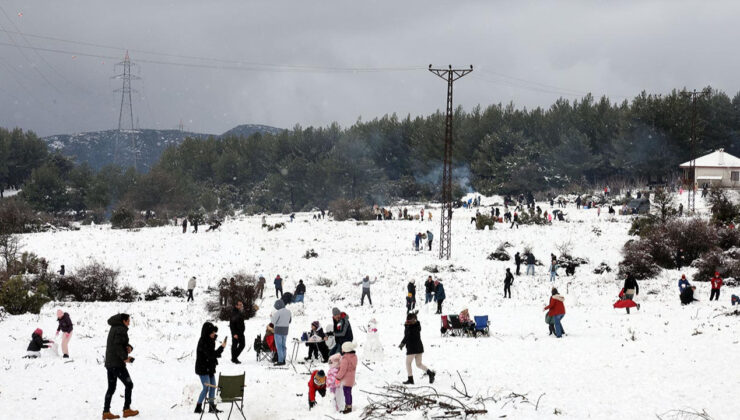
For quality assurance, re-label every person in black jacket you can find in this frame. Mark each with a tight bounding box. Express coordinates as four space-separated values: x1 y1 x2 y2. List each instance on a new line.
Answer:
680 286 698 305
305 321 329 362
424 276 435 304
675 249 686 269
406 280 416 312
194 322 227 414
514 252 522 275
56 309 73 358
103 313 138 419
229 301 246 364
329 307 353 355
504 268 514 298
622 273 640 314
25 328 53 358
294 279 306 304
399 312 435 385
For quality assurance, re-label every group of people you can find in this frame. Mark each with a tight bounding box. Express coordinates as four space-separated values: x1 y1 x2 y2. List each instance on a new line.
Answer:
413 230 434 251
678 272 726 305
25 309 73 359
422 276 446 314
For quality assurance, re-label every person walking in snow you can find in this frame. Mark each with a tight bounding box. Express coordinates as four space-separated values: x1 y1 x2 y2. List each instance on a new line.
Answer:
426 230 434 251
307 370 328 409
356 276 376 306
514 252 522 276
271 299 291 366
55 309 73 358
25 328 53 358
194 322 227 414
434 280 445 314
294 279 306 304
424 276 435 304
678 274 690 294
549 258 559 282
543 288 566 338
329 308 353 356
710 272 723 301
504 268 514 298
621 273 640 314
58 265 65 276
326 354 345 411
336 342 358 414
182 218 188 233
229 301 246 364
103 313 138 419
399 312 435 385
420 208 424 221
675 249 686 270
187 276 196 302
305 321 329 362
526 252 536 276
255 275 266 300
274 274 283 298
406 279 416 312
218 278 229 306
510 212 519 229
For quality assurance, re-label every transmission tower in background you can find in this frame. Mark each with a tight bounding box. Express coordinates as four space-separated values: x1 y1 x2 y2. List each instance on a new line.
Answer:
682 88 709 214
113 51 140 170
429 64 473 260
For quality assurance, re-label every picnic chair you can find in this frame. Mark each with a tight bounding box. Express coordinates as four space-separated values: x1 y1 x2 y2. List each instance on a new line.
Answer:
473 315 490 337
447 315 466 336
440 315 451 336
254 334 276 363
201 373 247 420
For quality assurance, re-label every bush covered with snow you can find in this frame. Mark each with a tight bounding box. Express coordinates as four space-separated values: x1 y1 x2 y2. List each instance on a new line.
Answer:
111 207 135 229
144 283 168 301
207 273 258 321
328 198 373 221
0 275 50 314
50 262 120 301
692 247 740 283
117 285 141 302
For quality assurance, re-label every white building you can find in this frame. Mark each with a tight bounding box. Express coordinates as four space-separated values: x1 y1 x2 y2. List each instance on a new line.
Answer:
680 148 740 188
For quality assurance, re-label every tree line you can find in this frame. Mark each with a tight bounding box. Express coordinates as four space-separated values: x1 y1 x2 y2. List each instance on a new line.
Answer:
2 87 740 219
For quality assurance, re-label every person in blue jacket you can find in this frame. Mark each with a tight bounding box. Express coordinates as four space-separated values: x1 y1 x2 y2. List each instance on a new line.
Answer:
678 274 690 294
274 274 283 298
433 280 445 314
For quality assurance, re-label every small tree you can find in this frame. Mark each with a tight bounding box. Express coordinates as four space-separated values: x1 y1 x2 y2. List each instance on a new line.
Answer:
707 187 739 225
651 187 675 223
0 233 21 273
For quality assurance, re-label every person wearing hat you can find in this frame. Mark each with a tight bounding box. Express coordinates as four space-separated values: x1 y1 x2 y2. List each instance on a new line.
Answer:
25 328 53 358
55 309 73 358
433 280 446 314
305 321 329 362
271 299 292 366
710 272 723 301
329 307 353 356
678 274 690 294
336 342 358 414
406 279 416 312
103 313 138 419
187 276 196 302
307 370 327 409
399 312 436 385
194 322 227 414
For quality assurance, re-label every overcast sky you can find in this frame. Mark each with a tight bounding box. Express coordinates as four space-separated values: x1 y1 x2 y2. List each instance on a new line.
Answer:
1 0 739 137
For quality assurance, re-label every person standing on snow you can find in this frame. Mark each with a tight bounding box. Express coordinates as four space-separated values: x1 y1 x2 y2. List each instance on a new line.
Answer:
329 308 353 356
103 313 138 419
710 272 723 301
305 321 329 362
406 279 416 312
182 218 188 233
514 252 522 276
187 276 196 302
434 280 446 314
426 230 434 251
194 322 226 414
504 268 514 298
271 299 292 366
525 252 536 276
356 276 376 306
622 273 640 314
510 212 519 229
336 342 358 414
549 258 559 282
274 274 283 298
229 301 246 364
294 279 306 304
399 312 436 385
543 288 566 338
424 276 435 304
55 309 73 358
675 249 686 270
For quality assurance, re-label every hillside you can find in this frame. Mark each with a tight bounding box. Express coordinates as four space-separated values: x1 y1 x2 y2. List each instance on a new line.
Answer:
43 124 281 171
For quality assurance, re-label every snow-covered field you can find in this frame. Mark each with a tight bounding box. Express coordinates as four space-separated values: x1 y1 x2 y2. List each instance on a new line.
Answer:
1 195 738 420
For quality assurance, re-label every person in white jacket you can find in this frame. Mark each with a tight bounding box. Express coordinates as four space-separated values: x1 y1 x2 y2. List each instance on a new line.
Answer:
187 277 197 302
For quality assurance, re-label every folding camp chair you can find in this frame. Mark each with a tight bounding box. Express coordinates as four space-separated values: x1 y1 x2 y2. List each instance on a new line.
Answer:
473 315 490 337
440 315 451 336
447 315 466 336
201 373 247 420
254 335 276 363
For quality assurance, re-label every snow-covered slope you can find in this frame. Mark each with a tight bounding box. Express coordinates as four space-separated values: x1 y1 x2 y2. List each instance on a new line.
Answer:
1 197 738 419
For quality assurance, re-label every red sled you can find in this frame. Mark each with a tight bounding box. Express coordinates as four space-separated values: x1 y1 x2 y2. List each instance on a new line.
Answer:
613 299 637 309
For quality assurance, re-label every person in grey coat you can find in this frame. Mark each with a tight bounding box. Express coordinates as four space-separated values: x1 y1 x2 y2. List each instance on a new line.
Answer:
187 276 196 302
426 230 434 251
271 299 292 366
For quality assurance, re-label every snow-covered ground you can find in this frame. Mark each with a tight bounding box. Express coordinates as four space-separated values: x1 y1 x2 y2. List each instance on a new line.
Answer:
1 195 738 419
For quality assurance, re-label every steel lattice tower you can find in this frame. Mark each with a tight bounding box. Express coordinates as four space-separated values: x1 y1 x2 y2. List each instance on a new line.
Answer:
428 65 473 260
682 88 709 214
113 51 139 170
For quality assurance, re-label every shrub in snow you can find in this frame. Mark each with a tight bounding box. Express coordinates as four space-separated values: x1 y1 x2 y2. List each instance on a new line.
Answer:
111 207 135 229
144 283 168 301
0 275 50 315
117 286 141 302
315 277 334 287
593 262 612 275
618 240 661 280
488 244 510 261
475 214 495 230
692 247 740 284
328 198 373 221
0 197 41 234
50 262 120 301
170 286 186 298
302 249 319 259
207 273 258 321
9 252 49 275
707 187 740 225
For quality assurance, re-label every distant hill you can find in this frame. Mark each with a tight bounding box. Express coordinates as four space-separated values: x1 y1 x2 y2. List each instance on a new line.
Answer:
43 124 281 171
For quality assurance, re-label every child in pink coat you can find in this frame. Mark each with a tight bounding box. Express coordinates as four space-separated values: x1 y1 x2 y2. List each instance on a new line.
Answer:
336 341 358 414
327 354 345 412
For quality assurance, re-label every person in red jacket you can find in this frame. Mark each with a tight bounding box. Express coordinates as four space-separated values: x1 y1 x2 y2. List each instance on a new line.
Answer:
307 370 327 409
710 272 723 301
543 287 566 338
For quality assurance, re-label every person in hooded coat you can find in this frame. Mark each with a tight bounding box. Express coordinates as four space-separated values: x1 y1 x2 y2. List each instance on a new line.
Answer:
543 288 566 338
336 342 358 414
103 313 138 419
26 328 53 358
433 281 445 314
399 312 435 385
194 322 227 414
504 268 514 298
55 309 73 358
271 299 292 365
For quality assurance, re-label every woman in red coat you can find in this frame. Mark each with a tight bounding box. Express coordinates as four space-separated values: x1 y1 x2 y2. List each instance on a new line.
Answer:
543 287 566 338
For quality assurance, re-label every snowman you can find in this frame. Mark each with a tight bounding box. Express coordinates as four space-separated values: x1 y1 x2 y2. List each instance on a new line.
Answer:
363 318 384 362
